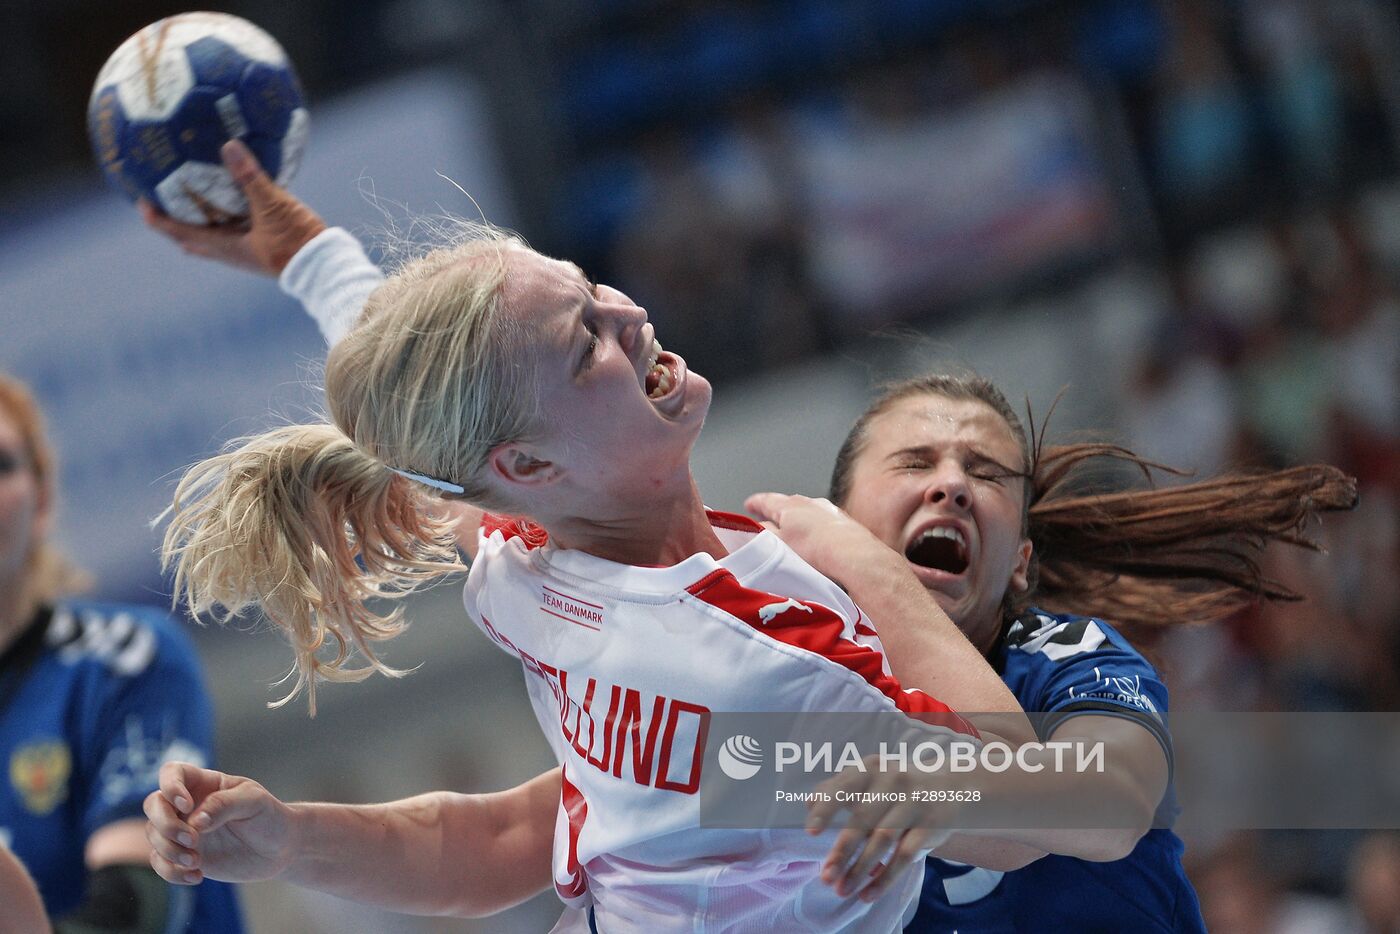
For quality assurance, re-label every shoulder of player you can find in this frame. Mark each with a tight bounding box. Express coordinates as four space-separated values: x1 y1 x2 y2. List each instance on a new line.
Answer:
1002 609 1139 663
1004 610 1170 722
46 601 200 677
681 567 878 673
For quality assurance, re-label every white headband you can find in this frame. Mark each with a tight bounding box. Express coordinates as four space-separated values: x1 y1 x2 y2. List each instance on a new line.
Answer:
388 466 465 495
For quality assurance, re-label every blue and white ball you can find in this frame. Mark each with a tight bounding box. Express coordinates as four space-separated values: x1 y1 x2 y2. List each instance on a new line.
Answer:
88 12 309 224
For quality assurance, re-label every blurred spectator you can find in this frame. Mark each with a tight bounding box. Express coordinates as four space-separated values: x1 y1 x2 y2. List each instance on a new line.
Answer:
1120 338 1237 480
1317 223 1400 443
1150 0 1257 233
1195 835 1352 934
579 13 1400 923
611 115 827 383
1240 0 1345 197
1346 833 1400 934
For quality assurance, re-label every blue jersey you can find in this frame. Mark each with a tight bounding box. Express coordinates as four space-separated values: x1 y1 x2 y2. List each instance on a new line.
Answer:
0 602 242 932
909 610 1205 933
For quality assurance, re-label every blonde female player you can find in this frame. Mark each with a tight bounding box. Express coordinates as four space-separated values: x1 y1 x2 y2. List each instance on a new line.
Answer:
138 142 1035 932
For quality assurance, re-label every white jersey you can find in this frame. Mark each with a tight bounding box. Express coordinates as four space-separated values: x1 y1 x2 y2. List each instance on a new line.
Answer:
277 229 979 931
466 511 977 933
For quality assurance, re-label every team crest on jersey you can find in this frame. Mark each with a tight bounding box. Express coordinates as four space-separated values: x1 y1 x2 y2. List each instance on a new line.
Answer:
10 740 71 815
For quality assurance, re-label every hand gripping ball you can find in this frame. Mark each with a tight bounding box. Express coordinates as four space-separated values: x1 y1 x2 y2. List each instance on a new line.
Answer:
88 12 309 224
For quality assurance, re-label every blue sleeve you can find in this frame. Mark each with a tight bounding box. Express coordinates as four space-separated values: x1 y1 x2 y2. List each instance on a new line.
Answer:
1011 615 1173 767
70 607 217 839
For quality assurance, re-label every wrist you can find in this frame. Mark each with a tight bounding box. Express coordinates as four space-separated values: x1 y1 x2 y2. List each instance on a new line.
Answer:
817 532 904 590
277 801 313 883
266 217 328 275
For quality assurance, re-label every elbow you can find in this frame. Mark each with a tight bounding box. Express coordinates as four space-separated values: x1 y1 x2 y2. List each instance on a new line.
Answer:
979 847 1046 872
931 836 1046 872
1059 791 1154 862
1070 792 1153 862
442 884 547 919
443 899 504 920
1073 825 1148 862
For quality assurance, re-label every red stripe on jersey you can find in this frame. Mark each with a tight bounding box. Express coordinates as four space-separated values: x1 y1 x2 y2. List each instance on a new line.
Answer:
556 768 589 902
481 512 549 549
685 569 979 737
705 509 765 534
480 510 755 547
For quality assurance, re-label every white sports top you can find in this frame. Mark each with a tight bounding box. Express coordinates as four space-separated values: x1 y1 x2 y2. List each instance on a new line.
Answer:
281 229 978 932
468 513 974 933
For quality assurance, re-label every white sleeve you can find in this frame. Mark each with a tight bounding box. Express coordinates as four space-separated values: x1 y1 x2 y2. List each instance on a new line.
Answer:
278 227 386 346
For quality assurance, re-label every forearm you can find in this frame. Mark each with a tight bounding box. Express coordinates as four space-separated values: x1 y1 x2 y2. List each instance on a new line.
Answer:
838 548 1032 742
282 794 489 915
948 741 1159 862
971 780 1154 862
283 771 557 918
278 227 385 345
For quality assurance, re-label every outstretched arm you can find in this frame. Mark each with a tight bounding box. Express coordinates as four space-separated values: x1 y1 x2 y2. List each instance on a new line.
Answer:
142 140 381 346
145 143 491 557
145 762 559 918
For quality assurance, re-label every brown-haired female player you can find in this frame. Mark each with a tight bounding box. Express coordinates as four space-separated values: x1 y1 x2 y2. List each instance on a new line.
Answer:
748 373 1354 931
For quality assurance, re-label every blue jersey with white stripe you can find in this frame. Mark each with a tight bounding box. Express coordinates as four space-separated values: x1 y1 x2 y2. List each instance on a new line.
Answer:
908 609 1205 933
0 601 242 931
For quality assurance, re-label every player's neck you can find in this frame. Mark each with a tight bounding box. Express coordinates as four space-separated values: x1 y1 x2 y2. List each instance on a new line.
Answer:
545 476 726 567
959 611 1003 658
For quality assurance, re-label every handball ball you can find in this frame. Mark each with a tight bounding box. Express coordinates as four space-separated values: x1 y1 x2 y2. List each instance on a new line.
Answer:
87 12 308 224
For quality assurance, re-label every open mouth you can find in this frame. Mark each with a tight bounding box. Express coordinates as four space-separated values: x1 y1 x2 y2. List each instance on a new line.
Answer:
644 340 680 400
904 526 969 575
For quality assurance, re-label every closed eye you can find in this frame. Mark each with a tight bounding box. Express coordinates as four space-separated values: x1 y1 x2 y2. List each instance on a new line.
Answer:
580 327 599 371
575 267 601 373
966 456 1021 484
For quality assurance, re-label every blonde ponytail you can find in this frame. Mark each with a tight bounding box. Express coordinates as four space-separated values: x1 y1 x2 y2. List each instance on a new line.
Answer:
164 219 539 712
162 423 464 713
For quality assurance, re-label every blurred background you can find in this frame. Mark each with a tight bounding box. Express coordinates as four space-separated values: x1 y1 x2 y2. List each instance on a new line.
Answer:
3 0 1399 930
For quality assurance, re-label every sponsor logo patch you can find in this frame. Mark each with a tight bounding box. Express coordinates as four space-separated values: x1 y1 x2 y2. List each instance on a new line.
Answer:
757 598 813 625
539 585 606 631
